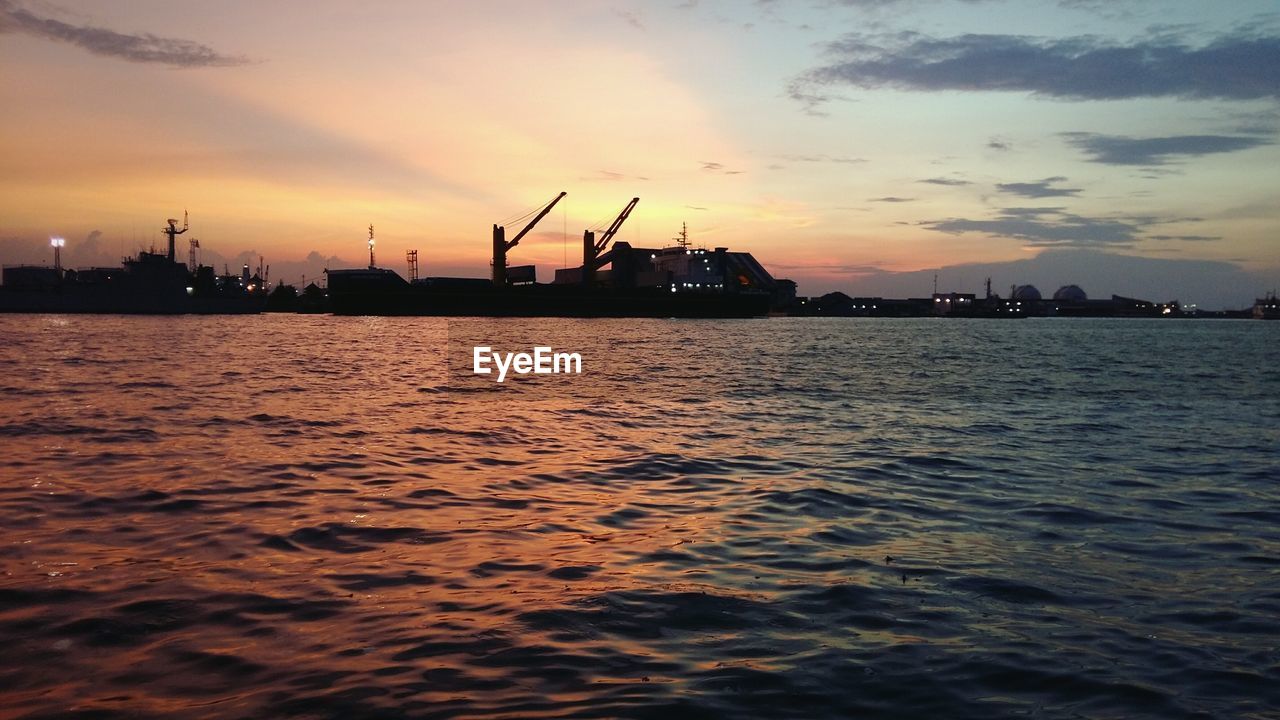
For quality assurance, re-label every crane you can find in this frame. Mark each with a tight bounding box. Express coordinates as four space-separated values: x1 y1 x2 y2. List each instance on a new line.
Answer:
492 191 566 286
163 210 188 264
582 197 639 287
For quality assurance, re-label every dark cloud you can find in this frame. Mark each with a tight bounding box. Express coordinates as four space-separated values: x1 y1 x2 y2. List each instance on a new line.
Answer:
987 137 1012 151
996 176 1081 198
920 206 1210 248
1146 234 1220 242
792 29 1280 103
869 196 915 202
918 177 971 186
1063 132 1272 165
0 0 248 67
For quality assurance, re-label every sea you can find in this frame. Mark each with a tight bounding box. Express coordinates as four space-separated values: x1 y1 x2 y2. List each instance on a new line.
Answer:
1 315 1277 719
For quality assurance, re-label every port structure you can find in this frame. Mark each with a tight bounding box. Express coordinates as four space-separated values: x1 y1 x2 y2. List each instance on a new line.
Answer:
164 211 189 264
492 191 566 286
188 238 200 273
582 197 639 287
50 237 65 272
406 249 419 282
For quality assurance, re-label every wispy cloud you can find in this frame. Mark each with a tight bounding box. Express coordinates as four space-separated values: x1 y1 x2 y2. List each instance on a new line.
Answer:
612 8 645 30
996 176 1081 198
700 160 744 175
1146 234 1220 242
918 176 971 186
583 170 650 182
869 196 915 203
792 29 1280 104
0 0 248 67
780 153 867 164
1063 132 1272 165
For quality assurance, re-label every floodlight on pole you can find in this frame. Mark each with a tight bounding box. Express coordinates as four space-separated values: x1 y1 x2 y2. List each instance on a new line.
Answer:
50 237 65 272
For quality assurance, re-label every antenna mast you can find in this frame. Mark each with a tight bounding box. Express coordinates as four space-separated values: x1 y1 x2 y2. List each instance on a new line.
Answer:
406 249 419 282
367 224 376 269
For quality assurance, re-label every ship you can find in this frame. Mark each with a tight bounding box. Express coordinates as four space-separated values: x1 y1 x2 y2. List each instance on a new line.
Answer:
0 214 268 315
1255 291 1280 320
326 194 781 318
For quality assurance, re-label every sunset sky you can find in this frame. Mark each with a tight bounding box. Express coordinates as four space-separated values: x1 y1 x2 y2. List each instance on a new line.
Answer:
2 0 1277 306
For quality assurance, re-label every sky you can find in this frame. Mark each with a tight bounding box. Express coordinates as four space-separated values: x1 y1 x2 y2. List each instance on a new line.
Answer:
1 0 1277 308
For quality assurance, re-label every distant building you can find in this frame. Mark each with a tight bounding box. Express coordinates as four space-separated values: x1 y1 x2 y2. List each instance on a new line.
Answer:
1012 285 1042 301
1053 285 1087 302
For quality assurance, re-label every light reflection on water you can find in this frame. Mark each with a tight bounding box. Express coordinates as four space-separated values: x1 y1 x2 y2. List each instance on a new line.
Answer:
1 315 1277 719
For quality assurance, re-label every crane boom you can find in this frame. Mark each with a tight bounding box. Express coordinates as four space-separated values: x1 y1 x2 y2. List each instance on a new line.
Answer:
595 197 639 254
507 191 567 250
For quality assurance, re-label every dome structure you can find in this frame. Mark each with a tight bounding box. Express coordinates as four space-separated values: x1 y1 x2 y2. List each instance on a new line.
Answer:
1012 285 1042 301
1053 284 1087 302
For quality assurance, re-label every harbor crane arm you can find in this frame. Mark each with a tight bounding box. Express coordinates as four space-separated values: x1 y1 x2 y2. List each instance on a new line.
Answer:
507 191 566 251
594 197 639 255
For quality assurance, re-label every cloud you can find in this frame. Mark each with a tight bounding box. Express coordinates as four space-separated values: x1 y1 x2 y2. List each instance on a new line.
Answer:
987 137 1012 151
0 0 248 67
869 196 915 202
792 29 1280 103
996 176 1082 198
919 206 1212 248
700 160 744 174
918 176 971 186
780 153 867 164
612 8 644 30
1062 132 1272 165
1146 234 1220 242
584 170 649 182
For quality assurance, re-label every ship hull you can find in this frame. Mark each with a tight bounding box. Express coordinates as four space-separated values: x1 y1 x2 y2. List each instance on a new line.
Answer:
329 283 771 318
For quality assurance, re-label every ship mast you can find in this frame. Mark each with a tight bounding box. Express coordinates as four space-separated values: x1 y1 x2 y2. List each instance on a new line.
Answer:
368 224 376 269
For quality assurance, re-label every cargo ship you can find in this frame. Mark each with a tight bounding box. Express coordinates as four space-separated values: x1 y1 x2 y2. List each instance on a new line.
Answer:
0 214 268 315
326 194 783 318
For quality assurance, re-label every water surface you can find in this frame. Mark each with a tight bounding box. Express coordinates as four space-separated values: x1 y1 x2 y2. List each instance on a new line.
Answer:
1 315 1277 718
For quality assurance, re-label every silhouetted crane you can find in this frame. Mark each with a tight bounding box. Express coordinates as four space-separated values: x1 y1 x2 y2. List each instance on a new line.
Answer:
492 191 566 285
583 197 639 286
163 211 188 264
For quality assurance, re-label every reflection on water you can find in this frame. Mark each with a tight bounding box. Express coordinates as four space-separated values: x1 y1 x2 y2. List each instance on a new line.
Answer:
1 315 1277 718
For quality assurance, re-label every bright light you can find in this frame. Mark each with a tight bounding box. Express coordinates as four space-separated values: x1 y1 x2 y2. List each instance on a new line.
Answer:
50 237 65 248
